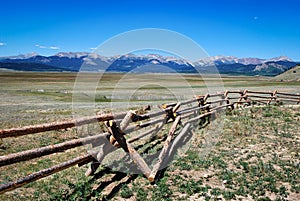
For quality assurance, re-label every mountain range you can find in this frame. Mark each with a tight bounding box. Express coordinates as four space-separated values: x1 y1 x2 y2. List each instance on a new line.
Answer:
0 52 298 76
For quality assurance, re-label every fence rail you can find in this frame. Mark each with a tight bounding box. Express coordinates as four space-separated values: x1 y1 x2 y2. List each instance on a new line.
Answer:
0 89 299 193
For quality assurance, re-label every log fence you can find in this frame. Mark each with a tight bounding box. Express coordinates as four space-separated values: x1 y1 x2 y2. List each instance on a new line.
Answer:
0 89 299 193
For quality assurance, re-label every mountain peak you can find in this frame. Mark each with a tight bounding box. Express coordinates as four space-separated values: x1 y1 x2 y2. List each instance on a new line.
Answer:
55 52 89 58
266 56 293 62
0 52 38 60
0 52 297 76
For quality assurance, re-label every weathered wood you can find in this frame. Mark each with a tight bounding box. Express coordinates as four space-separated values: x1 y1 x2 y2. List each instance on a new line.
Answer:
246 94 275 99
2 89 300 193
238 90 248 103
206 93 224 98
88 109 211 177
275 95 300 100
0 133 108 167
248 98 268 104
126 118 165 133
120 110 135 131
167 123 192 159
148 116 181 182
233 101 251 105
0 115 166 167
0 112 127 139
87 110 137 176
246 90 274 95
227 96 242 100
249 99 276 102
0 153 95 194
85 122 166 176
172 102 181 113
186 103 232 123
276 98 300 103
226 90 243 94
275 91 300 97
85 141 116 176
127 122 165 144
0 93 224 139
187 111 215 123
268 90 277 104
105 121 151 177
177 104 210 116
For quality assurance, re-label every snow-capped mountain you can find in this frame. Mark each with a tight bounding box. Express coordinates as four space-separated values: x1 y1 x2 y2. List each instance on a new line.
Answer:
195 55 267 66
265 56 293 63
0 52 297 76
0 52 38 60
55 52 89 58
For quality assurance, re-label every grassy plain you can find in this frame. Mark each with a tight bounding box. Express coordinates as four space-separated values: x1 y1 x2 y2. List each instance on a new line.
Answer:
0 72 299 200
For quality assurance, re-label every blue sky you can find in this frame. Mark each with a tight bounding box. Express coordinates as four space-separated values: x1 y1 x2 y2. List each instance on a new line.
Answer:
0 0 299 60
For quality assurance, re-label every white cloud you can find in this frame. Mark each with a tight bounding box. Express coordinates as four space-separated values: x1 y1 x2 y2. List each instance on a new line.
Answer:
50 46 60 50
35 44 60 50
90 47 97 50
0 42 7 46
35 44 46 49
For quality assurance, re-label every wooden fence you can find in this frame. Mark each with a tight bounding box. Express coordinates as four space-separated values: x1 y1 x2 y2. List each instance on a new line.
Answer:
0 89 299 193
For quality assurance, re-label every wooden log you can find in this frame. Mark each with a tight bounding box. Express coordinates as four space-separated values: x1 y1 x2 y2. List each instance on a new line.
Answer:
87 110 137 176
246 99 273 102
206 93 224 98
211 103 234 111
203 94 209 102
2 90 298 139
0 114 165 167
167 123 192 159
246 94 275 99
148 116 181 182
248 98 268 105
105 121 151 178
246 90 274 95
206 99 225 105
0 153 96 194
268 90 278 104
86 121 165 176
0 112 127 139
276 98 300 103
233 101 251 105
161 102 177 109
0 133 108 167
127 122 165 144
0 102 153 139
238 91 245 103
177 105 210 116
186 103 232 123
226 90 243 94
172 102 181 113
187 111 215 123
86 121 166 176
0 95 216 139
227 96 242 100
161 97 199 110
120 111 136 131
224 90 229 97
276 91 300 97
276 95 300 100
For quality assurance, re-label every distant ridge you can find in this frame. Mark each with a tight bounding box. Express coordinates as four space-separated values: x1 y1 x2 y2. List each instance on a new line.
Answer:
0 52 298 76
272 64 300 81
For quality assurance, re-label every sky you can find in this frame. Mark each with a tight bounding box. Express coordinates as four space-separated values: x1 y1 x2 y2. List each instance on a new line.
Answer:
0 0 299 60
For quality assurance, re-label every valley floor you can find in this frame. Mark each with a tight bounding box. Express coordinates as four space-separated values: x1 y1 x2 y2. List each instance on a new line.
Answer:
0 72 299 200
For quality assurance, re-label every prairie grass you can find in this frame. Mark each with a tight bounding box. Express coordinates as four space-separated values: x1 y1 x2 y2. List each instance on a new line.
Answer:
0 72 299 200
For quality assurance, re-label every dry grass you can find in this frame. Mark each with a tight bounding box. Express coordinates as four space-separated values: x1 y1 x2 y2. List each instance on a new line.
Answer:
0 72 299 200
